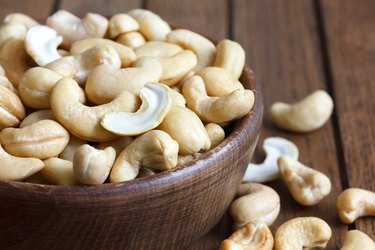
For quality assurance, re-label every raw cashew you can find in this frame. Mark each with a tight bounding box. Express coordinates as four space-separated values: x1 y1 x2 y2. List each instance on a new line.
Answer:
0 119 69 159
0 85 26 129
205 123 225 149
4 13 38 29
270 90 334 133
340 230 375 250
97 136 133 156
0 143 44 181
46 10 108 48
336 188 375 224
158 106 211 154
117 31 146 49
19 67 63 109
70 38 136 67
45 44 121 86
0 23 27 46
40 157 77 186
182 75 254 123
135 41 183 58
278 156 331 206
177 153 201 167
219 222 274 250
230 183 280 227
73 144 116 185
167 29 216 72
110 130 178 183
243 137 299 183
0 65 15 91
108 14 139 38
85 57 162 104
214 39 245 79
59 135 86 162
128 9 171 41
51 77 139 141
274 217 332 250
20 110 56 128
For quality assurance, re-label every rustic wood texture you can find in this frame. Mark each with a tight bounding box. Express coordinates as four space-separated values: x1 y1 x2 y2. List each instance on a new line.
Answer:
0 0 55 20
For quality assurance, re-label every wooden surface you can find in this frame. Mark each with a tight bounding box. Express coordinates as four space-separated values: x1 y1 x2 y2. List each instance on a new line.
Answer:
0 0 374 249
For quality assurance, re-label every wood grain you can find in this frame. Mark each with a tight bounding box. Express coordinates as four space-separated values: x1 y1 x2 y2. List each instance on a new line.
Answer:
0 0 56 20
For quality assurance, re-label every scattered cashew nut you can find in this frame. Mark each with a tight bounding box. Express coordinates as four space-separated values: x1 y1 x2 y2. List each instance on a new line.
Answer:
340 230 375 250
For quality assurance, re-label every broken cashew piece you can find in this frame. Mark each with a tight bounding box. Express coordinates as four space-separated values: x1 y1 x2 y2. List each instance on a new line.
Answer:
214 39 246 79
243 137 299 183
274 217 332 250
101 83 171 136
340 230 375 250
0 85 26 129
336 188 375 224
278 156 331 206
219 222 274 250
270 90 334 133
108 14 139 38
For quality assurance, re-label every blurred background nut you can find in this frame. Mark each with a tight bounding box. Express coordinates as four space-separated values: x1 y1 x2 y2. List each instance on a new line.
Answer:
214 39 245 79
59 135 86 162
0 85 25 129
135 41 183 58
340 230 375 250
116 31 146 49
3 13 38 29
97 136 133 156
108 13 139 39
0 23 27 46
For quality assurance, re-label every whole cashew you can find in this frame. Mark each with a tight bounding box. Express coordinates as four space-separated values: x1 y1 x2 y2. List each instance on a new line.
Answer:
182 75 254 123
278 156 331 206
20 109 56 128
230 183 280 227
340 230 375 250
50 77 139 142
274 217 332 250
214 39 245 79
0 65 15 91
108 14 139 38
135 41 183 58
4 13 38 29
117 31 146 49
0 143 44 181
205 123 225 149
97 136 133 156
270 90 334 133
0 85 26 129
0 23 27 46
39 157 77 186
46 10 108 48
110 130 178 183
0 119 70 159
219 222 274 250
336 188 375 224
73 144 116 185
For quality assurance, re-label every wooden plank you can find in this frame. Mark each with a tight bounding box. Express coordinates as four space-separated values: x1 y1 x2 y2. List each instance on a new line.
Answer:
233 0 346 248
0 0 56 20
320 0 375 238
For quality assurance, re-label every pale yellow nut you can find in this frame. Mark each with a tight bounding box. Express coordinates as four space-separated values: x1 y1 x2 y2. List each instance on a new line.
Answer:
4 13 38 29
97 136 133 156
214 39 246 79
0 23 27 46
0 85 26 129
108 14 139 38
340 230 375 250
20 110 56 128
135 41 183 58
40 157 77 186
0 65 15 91
59 135 86 162
137 168 156 178
0 119 69 159
205 123 225 149
170 88 186 107
116 31 146 49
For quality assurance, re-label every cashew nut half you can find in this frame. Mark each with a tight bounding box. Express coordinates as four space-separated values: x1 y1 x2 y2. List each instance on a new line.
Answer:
230 183 280 227
278 156 331 206
110 130 178 183
270 90 334 133
336 188 375 224
214 39 246 79
274 217 332 250
340 230 375 250
243 137 299 183
219 222 274 250
102 83 171 136
108 14 139 38
0 85 26 129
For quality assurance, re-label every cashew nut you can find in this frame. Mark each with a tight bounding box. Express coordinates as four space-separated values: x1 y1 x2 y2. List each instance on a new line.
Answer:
177 153 201 167
73 144 116 185
128 9 171 41
59 135 86 162
336 188 375 224
101 83 171 136
46 10 108 48
135 41 183 58
340 230 375 250
274 217 332 250
243 137 299 183
39 157 77 186
214 39 245 79
20 109 56 128
110 130 178 183
278 156 331 206
205 123 225 149
182 75 254 123
219 222 274 250
4 13 38 29
167 29 216 72
0 23 27 46
0 85 26 129
230 183 280 227
170 88 186 107
0 65 14 91
116 31 146 49
97 136 133 156
137 167 157 178
108 14 139 38
270 90 334 133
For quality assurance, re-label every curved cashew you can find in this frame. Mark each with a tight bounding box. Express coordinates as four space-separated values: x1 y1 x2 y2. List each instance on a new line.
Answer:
219 222 274 250
39 157 77 186
214 39 245 79
73 144 116 185
70 38 136 67
46 10 108 48
102 83 171 136
278 156 331 206
4 13 38 29
274 217 332 250
97 136 133 156
0 85 26 129
85 57 162 104
59 135 86 162
336 188 375 224
128 9 171 41
25 25 63 66
19 67 63 109
0 143 44 181
108 14 139 38
230 183 280 227
50 77 139 142
243 137 299 183
0 65 15 91
135 41 183 58
117 31 146 49
205 123 225 149
0 23 27 46
167 29 216 72
0 119 69 159
45 44 121 86
270 90 334 133
341 230 375 250
182 75 254 123
20 109 56 128
110 130 178 183
158 106 211 154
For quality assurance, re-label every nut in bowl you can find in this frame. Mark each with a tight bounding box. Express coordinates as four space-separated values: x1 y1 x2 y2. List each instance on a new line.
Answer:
0 9 263 249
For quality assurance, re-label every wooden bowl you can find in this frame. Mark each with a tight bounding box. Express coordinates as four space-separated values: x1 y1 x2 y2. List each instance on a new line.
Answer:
0 65 262 249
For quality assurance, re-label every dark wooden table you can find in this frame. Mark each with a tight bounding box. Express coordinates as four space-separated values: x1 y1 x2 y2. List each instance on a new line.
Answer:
1 0 374 249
